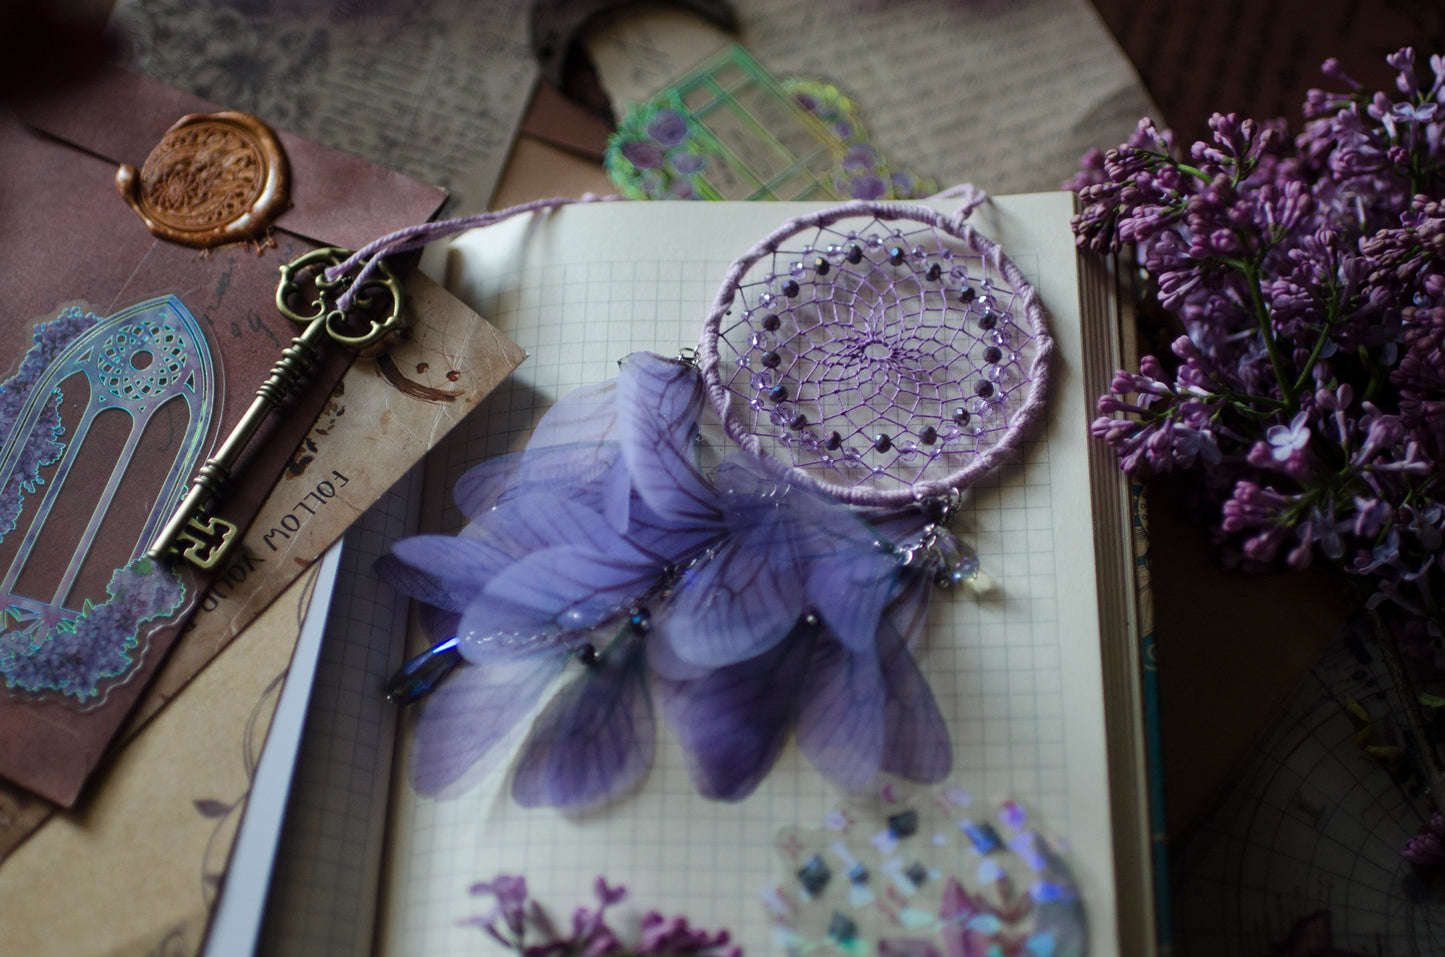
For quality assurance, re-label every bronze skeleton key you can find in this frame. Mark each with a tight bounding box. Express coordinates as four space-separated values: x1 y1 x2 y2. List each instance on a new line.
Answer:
147 247 405 570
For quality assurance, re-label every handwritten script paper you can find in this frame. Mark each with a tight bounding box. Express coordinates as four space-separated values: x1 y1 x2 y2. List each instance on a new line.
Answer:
588 0 1161 196
111 0 537 212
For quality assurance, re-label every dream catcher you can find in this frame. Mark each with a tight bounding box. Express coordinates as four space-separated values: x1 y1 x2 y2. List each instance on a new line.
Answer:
358 191 1052 813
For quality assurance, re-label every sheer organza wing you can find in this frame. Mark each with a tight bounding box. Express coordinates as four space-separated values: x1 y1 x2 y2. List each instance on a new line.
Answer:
655 617 819 802
878 578 952 782
379 535 507 612
795 634 886 791
511 642 655 811
658 526 805 669
410 649 565 797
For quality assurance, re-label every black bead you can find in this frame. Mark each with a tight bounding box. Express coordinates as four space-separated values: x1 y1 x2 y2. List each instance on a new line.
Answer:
952 407 970 425
769 383 789 402
959 286 977 303
814 256 830 275
761 350 781 368
873 433 892 453
847 243 863 264
984 346 1002 363
921 497 948 524
789 413 808 430
888 245 905 265
974 380 995 398
761 313 780 331
825 431 842 450
925 262 942 281
978 310 997 330
919 425 938 445
782 279 800 297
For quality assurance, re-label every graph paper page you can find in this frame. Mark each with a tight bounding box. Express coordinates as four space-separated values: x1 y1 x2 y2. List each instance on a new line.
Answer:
381 195 1118 955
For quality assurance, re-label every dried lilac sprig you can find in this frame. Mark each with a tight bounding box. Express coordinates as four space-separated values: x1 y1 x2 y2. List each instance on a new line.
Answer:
1069 47 1445 652
462 875 740 957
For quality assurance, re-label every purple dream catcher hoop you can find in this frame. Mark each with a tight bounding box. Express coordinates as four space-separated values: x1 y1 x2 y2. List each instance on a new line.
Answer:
698 195 1052 506
366 189 1058 818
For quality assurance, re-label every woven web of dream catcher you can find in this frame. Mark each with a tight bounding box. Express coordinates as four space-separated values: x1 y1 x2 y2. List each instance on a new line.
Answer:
697 200 1053 507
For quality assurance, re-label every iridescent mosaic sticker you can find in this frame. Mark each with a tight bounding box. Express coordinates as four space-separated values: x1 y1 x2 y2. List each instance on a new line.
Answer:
766 782 1086 957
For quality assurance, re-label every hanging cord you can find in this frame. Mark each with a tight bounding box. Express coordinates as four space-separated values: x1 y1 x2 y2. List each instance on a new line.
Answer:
325 193 623 310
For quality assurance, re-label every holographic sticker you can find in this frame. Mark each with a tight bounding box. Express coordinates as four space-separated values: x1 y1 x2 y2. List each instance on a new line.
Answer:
767 782 1086 957
0 296 215 703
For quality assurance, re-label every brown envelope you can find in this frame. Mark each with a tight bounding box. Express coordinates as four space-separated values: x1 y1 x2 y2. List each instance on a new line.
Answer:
0 67 445 806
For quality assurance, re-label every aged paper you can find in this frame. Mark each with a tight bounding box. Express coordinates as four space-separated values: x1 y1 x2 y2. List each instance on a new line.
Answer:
0 557 331 957
587 0 1162 195
110 0 537 212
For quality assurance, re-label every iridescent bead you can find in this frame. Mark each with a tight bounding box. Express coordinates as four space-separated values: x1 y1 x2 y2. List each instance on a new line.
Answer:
873 433 892 453
977 310 997 330
925 262 942 282
919 425 938 445
769 383 789 402
973 380 994 399
814 256 830 276
761 350 782 368
888 245 906 266
761 312 781 331
847 244 864 264
789 412 808 430
951 407 970 425
983 345 1002 363
825 431 842 450
782 279 800 298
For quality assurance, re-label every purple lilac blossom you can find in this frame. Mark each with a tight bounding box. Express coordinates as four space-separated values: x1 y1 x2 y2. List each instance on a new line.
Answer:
379 353 957 810
1070 47 1445 638
0 308 97 539
463 874 740 957
0 558 186 702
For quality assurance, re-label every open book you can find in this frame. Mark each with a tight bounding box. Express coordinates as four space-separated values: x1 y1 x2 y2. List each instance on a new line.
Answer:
256 193 1156 956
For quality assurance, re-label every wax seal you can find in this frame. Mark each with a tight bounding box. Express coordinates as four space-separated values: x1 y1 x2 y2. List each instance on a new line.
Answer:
116 110 290 249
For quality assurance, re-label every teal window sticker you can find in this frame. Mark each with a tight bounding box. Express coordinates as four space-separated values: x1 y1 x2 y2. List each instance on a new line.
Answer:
0 296 216 705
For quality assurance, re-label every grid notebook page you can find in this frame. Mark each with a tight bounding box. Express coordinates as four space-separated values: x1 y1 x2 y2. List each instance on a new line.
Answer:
384 196 1118 956
260 475 422 956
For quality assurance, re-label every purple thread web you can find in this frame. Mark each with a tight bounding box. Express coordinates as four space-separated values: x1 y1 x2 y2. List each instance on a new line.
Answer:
698 199 1052 507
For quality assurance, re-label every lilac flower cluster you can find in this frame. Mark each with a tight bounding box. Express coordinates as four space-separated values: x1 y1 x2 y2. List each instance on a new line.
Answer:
463 875 739 957
0 558 186 702
1069 48 1445 658
0 308 96 538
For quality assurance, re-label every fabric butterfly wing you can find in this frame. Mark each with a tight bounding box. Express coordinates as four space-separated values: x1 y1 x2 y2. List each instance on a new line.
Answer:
877 574 952 782
511 639 655 810
655 615 821 801
409 647 566 797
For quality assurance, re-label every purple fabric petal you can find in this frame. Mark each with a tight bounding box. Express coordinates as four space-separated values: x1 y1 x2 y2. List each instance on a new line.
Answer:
795 633 886 790
455 544 661 662
410 649 565 797
805 544 898 652
512 640 655 810
658 529 805 668
381 535 503 611
655 616 820 801
878 580 952 782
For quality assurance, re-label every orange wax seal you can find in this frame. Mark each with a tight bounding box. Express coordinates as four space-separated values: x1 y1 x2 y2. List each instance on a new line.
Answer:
116 110 290 249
